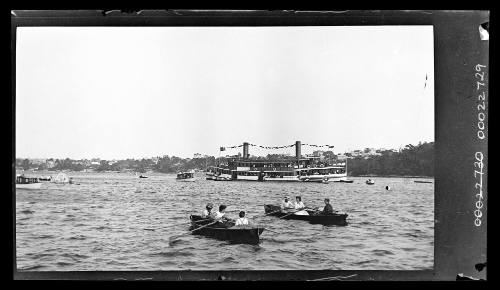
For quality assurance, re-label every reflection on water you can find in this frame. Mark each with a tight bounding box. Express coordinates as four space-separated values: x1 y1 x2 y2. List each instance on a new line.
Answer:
16 173 434 270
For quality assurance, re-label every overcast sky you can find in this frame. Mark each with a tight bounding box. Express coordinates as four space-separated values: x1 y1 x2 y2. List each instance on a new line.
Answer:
16 26 434 159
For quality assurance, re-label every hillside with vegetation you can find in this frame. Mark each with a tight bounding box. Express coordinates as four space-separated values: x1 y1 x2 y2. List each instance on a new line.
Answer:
16 142 433 177
347 142 434 177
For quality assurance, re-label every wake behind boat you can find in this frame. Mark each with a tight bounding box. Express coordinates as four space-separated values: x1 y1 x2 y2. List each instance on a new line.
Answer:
264 205 348 226
189 215 264 244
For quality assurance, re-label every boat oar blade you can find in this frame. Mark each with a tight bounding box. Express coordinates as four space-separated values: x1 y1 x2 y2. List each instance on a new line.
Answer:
168 220 218 246
168 236 182 246
280 208 305 219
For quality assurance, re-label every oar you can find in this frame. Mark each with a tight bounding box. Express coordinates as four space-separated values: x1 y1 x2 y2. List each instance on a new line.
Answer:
305 207 320 211
169 218 209 228
279 208 307 219
168 221 218 244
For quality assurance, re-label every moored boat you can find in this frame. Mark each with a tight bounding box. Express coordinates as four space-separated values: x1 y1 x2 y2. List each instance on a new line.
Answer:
366 179 375 185
16 175 42 190
335 179 354 183
189 215 264 244
176 170 196 182
263 205 348 226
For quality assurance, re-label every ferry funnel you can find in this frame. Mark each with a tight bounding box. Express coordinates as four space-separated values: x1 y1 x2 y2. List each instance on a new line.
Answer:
295 141 301 160
243 142 249 159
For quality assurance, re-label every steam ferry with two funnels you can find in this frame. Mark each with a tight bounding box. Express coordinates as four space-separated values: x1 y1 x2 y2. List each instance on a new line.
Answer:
206 141 347 182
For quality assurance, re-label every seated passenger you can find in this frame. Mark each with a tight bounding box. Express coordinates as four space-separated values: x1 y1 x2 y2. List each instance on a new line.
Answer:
294 196 309 216
201 203 214 218
281 197 294 210
211 204 229 221
235 211 249 226
322 198 334 214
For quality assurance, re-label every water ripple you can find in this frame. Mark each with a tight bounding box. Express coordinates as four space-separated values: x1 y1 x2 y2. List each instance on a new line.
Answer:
16 173 434 270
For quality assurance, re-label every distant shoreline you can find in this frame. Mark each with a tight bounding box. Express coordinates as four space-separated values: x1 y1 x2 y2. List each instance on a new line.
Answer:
18 169 434 179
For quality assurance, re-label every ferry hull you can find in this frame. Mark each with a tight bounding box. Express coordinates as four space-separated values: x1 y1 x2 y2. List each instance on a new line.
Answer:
235 175 259 181
264 176 301 182
299 174 347 182
177 178 196 182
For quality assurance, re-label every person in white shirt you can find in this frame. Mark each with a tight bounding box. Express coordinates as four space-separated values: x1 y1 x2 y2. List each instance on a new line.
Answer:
281 197 294 210
294 196 309 216
235 211 249 226
201 203 214 218
211 204 228 221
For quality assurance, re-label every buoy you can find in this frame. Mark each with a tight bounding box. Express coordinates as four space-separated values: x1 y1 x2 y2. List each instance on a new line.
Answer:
385 186 391 190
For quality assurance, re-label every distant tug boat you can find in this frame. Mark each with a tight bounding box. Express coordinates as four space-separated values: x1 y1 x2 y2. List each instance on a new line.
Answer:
16 175 42 189
177 170 196 182
206 141 347 182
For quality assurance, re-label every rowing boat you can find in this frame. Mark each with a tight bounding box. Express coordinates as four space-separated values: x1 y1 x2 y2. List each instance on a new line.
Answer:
263 205 348 226
189 215 264 244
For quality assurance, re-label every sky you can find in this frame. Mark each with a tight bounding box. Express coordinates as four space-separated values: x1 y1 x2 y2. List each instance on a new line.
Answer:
16 26 434 159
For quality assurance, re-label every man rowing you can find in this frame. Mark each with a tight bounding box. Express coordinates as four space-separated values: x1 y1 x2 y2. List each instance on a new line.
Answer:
210 204 235 226
322 198 334 214
281 196 294 210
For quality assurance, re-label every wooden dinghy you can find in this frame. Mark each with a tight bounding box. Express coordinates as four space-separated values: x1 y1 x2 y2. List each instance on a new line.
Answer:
189 215 265 244
263 205 348 226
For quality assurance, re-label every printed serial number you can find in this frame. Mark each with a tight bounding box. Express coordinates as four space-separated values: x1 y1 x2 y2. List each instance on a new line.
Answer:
475 64 487 140
474 151 484 226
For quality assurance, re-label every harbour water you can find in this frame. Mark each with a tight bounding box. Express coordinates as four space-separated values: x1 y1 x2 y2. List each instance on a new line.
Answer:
16 172 434 271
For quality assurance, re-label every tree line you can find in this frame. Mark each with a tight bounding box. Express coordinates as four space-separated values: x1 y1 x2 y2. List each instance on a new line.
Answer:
347 142 434 177
15 142 433 176
15 156 219 174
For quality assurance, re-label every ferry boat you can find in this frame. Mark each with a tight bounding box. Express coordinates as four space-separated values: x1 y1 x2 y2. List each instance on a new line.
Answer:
16 175 43 189
177 170 196 182
206 141 347 182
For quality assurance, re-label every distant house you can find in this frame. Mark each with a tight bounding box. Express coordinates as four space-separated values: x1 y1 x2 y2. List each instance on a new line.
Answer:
337 154 348 161
31 158 46 165
46 160 56 169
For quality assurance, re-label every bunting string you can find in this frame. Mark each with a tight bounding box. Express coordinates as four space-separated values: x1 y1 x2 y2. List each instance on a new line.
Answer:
220 143 334 151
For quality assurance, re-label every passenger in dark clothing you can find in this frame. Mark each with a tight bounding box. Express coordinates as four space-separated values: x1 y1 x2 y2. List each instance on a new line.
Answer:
322 198 334 214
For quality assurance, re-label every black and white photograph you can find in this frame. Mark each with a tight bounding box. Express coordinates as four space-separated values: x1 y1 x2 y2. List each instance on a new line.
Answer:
12 10 487 280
